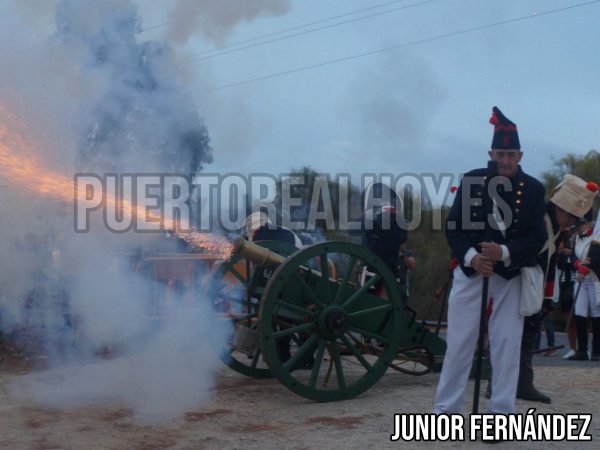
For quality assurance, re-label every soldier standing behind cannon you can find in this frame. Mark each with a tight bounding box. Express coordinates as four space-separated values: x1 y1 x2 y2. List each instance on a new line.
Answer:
434 107 547 415
359 182 410 298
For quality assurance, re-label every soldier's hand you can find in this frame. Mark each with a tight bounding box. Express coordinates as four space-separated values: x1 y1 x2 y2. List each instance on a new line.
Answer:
479 241 503 261
577 272 588 282
558 247 572 256
472 254 494 277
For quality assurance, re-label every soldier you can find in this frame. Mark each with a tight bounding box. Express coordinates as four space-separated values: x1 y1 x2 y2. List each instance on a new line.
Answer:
555 227 578 359
569 206 600 361
243 211 303 248
515 174 597 403
360 182 408 297
434 106 547 415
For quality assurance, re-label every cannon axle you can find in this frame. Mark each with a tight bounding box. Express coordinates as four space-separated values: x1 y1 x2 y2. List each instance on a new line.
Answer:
317 306 350 339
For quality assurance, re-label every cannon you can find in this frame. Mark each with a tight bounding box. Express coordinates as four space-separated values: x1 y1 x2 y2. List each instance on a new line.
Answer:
207 237 447 402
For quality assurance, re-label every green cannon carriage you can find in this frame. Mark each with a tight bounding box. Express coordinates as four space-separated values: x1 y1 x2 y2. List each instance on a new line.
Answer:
208 238 448 402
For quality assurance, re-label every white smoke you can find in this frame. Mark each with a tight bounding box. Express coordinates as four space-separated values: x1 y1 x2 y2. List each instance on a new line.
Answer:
165 0 291 46
53 0 214 174
10 300 222 423
0 0 244 422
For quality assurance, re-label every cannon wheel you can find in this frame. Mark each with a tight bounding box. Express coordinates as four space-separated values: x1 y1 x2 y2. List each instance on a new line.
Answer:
259 241 403 402
390 346 435 376
208 240 297 379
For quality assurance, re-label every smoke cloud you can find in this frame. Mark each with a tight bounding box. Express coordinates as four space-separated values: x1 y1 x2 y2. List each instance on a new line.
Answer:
0 0 235 422
165 0 291 46
54 0 213 174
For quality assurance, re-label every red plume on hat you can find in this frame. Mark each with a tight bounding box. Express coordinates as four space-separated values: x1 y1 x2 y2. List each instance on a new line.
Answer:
586 181 599 193
489 109 500 126
489 106 520 150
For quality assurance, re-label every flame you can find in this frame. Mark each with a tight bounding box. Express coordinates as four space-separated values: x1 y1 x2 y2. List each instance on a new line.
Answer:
0 104 233 260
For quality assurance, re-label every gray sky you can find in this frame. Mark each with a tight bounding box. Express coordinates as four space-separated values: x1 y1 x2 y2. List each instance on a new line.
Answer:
11 0 600 183
138 0 600 183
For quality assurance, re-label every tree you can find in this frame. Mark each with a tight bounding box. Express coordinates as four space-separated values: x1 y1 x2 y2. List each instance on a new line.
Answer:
273 166 363 242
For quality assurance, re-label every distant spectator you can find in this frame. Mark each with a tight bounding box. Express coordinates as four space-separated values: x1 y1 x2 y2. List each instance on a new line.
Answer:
569 215 600 361
555 231 577 358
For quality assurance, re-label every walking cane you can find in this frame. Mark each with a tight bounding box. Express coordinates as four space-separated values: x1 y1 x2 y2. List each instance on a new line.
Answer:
473 160 498 414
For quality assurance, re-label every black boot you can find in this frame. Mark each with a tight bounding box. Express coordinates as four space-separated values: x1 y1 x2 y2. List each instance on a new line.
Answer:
591 317 600 361
569 315 590 360
517 331 551 404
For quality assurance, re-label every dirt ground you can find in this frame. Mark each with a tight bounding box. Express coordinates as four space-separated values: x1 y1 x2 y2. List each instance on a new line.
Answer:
1 345 599 450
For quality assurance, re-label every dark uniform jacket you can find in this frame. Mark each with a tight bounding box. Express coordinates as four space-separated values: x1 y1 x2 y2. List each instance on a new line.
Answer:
527 205 563 328
539 204 566 299
362 207 407 275
446 166 547 280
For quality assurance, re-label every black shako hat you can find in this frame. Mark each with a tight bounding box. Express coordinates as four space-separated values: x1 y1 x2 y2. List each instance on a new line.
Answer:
489 106 521 150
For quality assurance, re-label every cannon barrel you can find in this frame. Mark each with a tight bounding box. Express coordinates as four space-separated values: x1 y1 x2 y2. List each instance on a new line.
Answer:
232 238 287 267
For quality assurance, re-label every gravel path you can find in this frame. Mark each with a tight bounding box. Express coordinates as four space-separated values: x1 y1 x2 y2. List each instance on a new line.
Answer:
1 335 598 450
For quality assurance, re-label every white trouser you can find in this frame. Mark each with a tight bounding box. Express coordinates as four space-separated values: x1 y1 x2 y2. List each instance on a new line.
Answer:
574 279 600 317
434 268 524 414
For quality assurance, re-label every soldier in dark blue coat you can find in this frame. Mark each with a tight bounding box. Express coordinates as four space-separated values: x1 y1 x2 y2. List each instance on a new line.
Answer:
359 182 408 297
434 107 547 415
